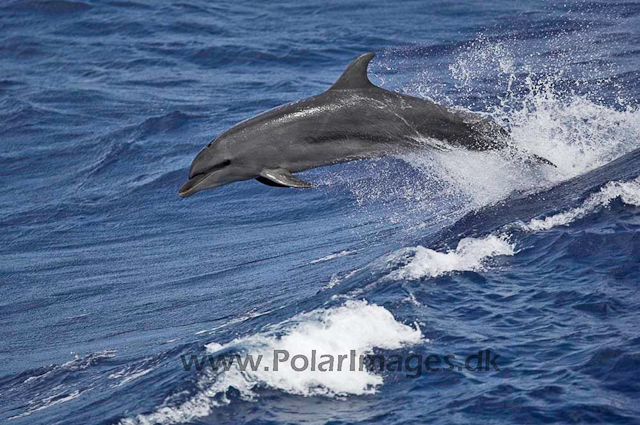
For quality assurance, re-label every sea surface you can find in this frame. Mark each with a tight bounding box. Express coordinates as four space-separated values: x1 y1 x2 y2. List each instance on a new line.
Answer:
2 0 640 424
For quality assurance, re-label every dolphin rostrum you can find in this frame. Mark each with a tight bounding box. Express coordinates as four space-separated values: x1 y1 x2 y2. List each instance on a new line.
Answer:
179 53 550 197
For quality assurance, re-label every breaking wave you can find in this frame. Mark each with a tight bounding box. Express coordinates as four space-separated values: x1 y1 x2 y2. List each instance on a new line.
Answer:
122 301 422 425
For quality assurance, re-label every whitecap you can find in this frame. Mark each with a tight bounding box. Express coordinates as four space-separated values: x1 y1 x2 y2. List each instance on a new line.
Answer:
389 234 515 280
522 177 640 231
122 300 421 425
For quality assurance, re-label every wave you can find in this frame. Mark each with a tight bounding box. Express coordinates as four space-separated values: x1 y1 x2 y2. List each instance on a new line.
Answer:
521 177 640 231
108 366 153 388
9 390 84 420
389 235 515 280
122 301 421 425
392 173 639 281
5 350 117 420
131 169 640 423
379 174 640 283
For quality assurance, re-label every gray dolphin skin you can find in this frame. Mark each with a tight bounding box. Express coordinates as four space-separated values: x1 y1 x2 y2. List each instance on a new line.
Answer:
179 53 547 198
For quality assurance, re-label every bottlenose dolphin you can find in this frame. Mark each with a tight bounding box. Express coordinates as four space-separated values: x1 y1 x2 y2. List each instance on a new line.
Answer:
179 53 549 197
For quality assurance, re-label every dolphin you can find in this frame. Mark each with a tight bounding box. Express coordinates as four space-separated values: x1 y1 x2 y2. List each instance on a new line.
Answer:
179 52 550 197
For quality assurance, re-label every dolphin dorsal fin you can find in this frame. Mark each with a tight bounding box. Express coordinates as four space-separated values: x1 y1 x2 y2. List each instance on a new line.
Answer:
329 53 376 90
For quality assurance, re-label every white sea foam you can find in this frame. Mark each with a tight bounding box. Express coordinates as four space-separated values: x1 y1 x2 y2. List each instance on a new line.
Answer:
122 300 422 425
390 234 515 280
210 300 423 397
324 273 343 290
522 177 640 231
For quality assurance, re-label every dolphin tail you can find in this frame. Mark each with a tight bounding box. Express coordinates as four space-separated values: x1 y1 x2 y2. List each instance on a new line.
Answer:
529 153 556 167
510 147 556 168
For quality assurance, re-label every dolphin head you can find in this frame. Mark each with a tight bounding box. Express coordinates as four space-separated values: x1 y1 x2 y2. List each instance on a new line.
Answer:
178 134 258 198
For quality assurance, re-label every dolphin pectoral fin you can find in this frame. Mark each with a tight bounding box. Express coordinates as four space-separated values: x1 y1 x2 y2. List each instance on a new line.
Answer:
257 169 314 188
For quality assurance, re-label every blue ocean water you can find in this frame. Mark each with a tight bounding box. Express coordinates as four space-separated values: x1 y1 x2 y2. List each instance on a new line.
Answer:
2 0 640 423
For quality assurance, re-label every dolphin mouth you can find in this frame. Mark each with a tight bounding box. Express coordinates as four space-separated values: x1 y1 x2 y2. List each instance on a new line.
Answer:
178 172 210 198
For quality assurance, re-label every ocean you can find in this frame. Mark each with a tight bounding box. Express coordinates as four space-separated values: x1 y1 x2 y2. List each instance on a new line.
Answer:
1 0 640 423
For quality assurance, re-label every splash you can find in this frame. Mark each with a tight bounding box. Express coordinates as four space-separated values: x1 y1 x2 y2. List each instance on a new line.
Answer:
450 34 640 182
346 34 640 231
505 83 640 178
